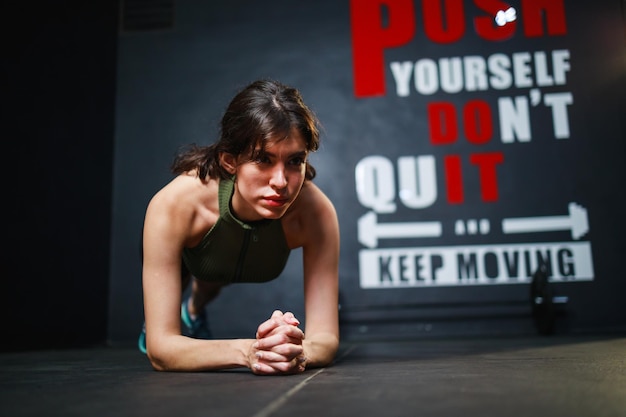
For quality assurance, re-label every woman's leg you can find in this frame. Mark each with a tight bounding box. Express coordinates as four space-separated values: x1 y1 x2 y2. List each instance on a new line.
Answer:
181 278 226 339
186 279 225 317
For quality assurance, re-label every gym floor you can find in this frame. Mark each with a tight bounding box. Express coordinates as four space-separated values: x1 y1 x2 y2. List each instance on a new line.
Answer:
1 334 624 417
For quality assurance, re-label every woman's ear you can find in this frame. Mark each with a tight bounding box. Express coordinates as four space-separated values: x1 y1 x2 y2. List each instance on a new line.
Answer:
219 152 237 175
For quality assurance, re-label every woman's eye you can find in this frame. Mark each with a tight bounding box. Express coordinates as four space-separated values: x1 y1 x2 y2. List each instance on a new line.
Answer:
290 157 305 166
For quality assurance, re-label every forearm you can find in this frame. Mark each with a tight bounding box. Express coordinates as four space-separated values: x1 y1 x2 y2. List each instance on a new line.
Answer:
302 332 339 368
147 336 254 372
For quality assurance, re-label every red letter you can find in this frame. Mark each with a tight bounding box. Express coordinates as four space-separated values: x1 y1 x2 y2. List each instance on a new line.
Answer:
351 0 416 97
463 99 493 144
521 0 567 37
428 102 458 145
474 0 517 41
470 152 504 202
444 155 464 204
422 0 465 43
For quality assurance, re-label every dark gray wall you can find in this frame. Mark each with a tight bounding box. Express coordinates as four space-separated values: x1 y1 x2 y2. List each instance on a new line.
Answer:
109 0 626 345
4 1 117 351
6 1 622 354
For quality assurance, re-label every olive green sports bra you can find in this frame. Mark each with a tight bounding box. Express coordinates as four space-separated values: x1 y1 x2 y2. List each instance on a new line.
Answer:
181 177 291 283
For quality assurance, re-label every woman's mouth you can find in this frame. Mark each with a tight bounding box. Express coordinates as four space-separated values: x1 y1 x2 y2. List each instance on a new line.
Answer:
264 196 289 207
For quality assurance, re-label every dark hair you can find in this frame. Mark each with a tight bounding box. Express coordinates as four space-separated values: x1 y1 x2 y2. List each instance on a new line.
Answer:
171 79 320 180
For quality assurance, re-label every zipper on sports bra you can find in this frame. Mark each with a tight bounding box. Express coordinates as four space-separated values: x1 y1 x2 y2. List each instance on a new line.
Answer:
233 228 252 282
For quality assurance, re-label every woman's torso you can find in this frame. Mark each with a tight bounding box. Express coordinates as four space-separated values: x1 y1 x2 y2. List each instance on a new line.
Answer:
181 176 293 283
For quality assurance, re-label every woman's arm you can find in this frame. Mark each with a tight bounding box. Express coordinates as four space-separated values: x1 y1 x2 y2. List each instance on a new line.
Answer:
300 183 341 368
141 179 256 372
252 182 340 372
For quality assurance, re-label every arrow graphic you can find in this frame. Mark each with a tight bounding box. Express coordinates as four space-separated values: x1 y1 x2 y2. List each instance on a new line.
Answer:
358 211 442 248
501 202 589 240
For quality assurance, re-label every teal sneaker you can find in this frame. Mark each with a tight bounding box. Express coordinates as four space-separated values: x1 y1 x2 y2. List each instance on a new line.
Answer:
181 299 212 339
138 323 147 354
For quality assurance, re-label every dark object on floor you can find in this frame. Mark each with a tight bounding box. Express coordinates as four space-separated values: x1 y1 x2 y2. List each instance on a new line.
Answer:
530 263 569 335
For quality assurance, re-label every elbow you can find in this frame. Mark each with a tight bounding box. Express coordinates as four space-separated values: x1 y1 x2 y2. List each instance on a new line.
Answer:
147 351 169 371
325 336 341 365
306 333 340 368
145 344 179 372
321 334 341 367
316 348 339 368
144 333 187 372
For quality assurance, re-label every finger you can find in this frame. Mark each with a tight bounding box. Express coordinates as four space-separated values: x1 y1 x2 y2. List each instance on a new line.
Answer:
269 356 307 374
254 328 304 350
255 359 303 375
254 337 304 356
269 321 304 338
282 311 300 326
262 325 305 343
271 310 284 319
255 313 285 339
254 339 304 360
255 350 290 363
296 356 307 373
256 349 307 366
270 343 304 358
252 361 277 375
252 358 299 375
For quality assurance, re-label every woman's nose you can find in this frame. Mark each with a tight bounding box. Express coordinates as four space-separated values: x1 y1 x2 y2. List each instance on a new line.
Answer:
269 165 287 189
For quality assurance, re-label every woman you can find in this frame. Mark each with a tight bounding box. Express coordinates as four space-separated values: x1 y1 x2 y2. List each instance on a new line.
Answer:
139 79 340 375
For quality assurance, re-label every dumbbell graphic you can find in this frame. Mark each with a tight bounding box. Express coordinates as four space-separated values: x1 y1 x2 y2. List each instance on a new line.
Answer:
502 202 589 240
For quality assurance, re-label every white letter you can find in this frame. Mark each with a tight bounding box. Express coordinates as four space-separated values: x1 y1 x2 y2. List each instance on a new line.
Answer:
414 59 439 95
390 61 414 97
355 156 397 213
512 52 532 88
439 57 463 94
397 155 437 209
498 96 531 143
544 92 573 139
534 51 554 86
463 56 488 91
488 53 512 90
552 49 571 85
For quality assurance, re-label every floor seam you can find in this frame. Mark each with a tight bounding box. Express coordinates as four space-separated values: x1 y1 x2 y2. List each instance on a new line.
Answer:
251 368 325 417
252 345 356 417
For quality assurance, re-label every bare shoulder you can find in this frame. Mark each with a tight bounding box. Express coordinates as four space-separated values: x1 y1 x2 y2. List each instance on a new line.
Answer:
283 181 338 248
293 181 336 217
150 173 195 202
145 173 220 246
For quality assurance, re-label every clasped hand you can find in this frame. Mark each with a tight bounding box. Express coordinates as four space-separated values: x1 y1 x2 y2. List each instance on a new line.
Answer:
250 310 306 375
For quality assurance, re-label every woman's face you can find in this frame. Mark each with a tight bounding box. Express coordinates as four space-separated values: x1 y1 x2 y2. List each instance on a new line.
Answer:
229 131 308 222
